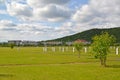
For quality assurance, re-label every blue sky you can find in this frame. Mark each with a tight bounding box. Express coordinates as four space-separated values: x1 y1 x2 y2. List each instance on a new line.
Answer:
0 0 120 42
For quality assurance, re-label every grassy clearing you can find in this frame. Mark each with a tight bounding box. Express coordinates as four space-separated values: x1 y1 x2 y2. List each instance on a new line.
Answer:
0 47 98 65
0 63 120 80
0 47 120 80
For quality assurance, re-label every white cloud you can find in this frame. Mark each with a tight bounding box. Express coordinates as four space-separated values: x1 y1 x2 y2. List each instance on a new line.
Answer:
0 20 19 33
73 0 120 29
0 0 4 3
6 1 33 21
27 0 70 8
1 0 120 41
28 0 72 22
0 20 75 41
0 20 62 40
5 0 72 22
0 10 7 14
34 4 72 22
0 20 16 27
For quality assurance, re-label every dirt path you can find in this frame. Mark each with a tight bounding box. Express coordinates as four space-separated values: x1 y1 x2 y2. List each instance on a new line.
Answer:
0 62 98 67
0 59 119 67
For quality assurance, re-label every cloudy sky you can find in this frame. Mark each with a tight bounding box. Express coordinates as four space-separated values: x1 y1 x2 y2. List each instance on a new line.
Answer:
0 0 120 41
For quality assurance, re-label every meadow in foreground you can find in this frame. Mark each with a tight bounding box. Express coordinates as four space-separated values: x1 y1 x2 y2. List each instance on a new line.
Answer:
0 47 119 80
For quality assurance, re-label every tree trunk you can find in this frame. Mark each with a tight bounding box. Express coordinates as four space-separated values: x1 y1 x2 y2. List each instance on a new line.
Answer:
78 51 80 58
100 57 107 67
103 56 107 67
100 58 104 65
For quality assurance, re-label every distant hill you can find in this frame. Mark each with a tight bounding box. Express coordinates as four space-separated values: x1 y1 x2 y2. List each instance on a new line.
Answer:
48 27 120 43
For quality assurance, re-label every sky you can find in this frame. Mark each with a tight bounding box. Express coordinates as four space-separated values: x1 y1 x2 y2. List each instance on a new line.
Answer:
0 0 120 42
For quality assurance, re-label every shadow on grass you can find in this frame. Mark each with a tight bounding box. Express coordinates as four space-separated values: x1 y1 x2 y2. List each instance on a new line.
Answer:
0 74 13 77
106 65 120 68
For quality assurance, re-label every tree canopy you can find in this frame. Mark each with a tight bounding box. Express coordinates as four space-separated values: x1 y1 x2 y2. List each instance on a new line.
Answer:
74 41 84 58
91 32 116 66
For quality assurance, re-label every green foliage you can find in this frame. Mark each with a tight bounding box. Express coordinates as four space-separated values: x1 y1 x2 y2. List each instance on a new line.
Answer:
91 32 116 66
74 42 84 52
0 43 9 47
9 43 15 49
74 42 84 58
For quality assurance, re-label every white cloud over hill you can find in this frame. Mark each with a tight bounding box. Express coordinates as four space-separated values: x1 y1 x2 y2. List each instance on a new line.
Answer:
0 0 120 41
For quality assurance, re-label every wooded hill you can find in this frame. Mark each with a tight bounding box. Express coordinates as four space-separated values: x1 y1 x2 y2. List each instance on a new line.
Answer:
48 27 120 43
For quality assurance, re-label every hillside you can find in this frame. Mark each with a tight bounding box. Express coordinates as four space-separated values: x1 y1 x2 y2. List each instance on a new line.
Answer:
48 27 120 43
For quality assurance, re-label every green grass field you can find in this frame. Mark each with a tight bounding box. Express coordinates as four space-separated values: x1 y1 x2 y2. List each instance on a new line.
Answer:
0 47 120 80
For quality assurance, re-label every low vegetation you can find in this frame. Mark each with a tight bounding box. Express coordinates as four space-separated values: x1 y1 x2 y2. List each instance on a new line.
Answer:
91 32 116 66
74 41 84 58
0 47 120 80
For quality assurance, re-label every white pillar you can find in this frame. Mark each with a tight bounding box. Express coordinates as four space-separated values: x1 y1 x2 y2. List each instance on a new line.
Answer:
84 47 87 53
110 46 112 49
116 47 119 55
62 47 64 52
52 47 55 52
43 47 47 52
73 47 75 53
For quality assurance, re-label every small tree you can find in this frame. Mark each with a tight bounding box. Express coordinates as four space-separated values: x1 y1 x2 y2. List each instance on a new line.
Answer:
91 32 116 67
9 43 15 49
74 42 84 58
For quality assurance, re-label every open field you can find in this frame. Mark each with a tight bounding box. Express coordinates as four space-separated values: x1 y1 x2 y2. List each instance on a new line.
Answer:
0 47 120 80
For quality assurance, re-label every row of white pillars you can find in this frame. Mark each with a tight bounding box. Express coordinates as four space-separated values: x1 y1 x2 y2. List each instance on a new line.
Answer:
43 47 88 53
43 47 119 55
43 47 47 52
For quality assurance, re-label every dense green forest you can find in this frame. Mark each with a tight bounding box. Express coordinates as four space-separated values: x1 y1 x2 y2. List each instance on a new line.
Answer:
48 27 120 43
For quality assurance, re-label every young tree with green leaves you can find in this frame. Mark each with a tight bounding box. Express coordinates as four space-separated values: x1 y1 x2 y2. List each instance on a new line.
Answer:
91 32 116 67
74 42 84 58
9 43 15 49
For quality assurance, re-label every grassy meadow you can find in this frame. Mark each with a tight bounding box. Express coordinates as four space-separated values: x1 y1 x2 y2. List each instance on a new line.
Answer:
0 47 120 80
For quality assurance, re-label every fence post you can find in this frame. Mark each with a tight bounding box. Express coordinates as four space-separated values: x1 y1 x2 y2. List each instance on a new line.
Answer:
43 47 47 52
73 47 75 53
52 47 55 52
62 47 64 52
84 47 87 53
116 47 119 55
